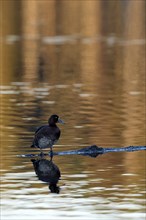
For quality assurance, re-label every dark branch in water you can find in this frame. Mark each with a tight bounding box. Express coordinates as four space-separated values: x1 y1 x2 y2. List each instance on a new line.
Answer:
19 145 146 158
53 145 103 157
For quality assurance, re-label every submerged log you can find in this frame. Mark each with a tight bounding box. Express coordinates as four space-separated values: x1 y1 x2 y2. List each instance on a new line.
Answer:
19 145 146 158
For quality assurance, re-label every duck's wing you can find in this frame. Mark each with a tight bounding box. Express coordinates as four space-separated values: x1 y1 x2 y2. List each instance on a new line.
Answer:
35 125 46 134
30 125 46 148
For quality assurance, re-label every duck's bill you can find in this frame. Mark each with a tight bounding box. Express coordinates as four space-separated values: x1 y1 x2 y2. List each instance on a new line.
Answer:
58 118 65 124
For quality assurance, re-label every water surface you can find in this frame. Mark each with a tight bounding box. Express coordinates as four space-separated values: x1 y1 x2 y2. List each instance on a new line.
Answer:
1 1 146 220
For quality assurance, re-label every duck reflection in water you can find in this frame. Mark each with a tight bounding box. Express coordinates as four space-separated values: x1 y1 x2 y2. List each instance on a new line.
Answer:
31 156 61 194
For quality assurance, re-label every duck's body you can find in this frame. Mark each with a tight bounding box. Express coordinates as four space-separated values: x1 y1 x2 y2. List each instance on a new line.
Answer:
32 125 61 149
31 115 64 150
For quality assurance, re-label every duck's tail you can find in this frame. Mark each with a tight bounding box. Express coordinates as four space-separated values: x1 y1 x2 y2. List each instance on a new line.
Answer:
30 144 35 148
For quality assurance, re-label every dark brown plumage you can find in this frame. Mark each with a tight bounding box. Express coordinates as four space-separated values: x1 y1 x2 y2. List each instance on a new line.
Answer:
31 114 64 150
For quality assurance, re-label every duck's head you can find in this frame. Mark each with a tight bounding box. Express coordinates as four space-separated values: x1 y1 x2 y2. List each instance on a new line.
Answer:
48 114 64 125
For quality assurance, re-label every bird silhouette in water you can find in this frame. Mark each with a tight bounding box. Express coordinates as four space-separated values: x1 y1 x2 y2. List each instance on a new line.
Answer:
31 114 64 155
31 158 61 193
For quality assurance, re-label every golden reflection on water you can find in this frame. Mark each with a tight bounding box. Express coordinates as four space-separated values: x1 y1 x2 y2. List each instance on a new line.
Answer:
1 0 146 219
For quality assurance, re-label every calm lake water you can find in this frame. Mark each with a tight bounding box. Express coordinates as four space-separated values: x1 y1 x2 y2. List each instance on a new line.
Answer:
1 1 146 220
